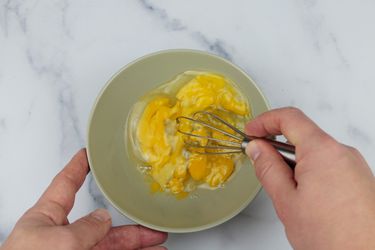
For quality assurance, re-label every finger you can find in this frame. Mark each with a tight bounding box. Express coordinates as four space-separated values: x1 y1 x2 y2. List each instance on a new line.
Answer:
141 247 167 250
246 139 296 214
32 149 89 225
66 208 112 249
94 225 168 250
245 107 330 153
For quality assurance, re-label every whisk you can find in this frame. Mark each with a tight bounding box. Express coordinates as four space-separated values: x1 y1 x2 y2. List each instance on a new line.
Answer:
176 111 296 169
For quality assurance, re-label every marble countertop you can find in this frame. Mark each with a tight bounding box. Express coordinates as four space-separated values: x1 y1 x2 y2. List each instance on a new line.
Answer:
1 0 375 249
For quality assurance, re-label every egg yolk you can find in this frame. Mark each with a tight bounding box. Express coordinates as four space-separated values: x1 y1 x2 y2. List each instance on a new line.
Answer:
135 72 250 197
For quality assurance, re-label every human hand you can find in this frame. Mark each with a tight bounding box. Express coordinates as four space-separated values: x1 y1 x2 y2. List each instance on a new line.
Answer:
245 107 375 250
1 149 167 250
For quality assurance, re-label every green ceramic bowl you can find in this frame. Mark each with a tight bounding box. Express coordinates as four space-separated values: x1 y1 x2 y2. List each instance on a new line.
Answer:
87 49 269 233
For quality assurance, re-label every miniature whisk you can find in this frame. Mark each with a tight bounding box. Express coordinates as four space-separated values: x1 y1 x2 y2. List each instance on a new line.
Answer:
176 111 296 169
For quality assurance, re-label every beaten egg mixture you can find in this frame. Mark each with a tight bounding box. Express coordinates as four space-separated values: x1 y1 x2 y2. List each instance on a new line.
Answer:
130 71 251 197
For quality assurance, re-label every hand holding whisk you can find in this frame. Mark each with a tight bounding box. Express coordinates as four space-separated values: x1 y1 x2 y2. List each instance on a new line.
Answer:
176 111 296 169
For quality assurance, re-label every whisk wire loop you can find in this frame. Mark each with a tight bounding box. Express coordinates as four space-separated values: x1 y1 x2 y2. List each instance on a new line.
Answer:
175 111 296 169
194 111 249 139
176 115 243 142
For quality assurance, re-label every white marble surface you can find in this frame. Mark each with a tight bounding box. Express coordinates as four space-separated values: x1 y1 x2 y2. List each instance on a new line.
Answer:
1 0 375 249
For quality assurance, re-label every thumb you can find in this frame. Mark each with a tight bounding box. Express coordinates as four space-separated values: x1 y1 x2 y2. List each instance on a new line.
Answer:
246 140 296 204
66 208 112 249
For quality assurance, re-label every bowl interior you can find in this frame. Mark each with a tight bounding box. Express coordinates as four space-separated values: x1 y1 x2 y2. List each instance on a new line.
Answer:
87 50 269 232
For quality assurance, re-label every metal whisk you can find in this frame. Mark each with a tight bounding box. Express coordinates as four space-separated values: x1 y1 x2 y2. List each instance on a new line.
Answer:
176 111 296 169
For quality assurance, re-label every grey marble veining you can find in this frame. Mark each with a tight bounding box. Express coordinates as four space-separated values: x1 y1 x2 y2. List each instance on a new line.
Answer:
139 0 187 32
1 0 375 249
139 0 234 61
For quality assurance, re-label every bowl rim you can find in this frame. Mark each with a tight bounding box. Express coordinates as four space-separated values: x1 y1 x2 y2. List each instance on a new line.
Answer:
87 48 270 233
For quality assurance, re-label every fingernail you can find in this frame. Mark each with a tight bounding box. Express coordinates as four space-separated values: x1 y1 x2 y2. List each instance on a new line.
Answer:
91 208 111 222
246 140 261 161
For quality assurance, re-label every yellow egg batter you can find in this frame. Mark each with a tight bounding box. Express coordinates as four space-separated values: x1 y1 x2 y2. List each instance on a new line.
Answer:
129 71 251 197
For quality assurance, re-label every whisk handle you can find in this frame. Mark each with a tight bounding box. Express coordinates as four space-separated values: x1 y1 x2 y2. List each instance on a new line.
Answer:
243 137 296 169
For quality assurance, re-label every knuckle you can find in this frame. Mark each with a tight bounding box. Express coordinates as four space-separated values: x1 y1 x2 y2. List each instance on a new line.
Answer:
57 171 79 190
336 143 351 156
341 144 364 162
331 144 347 157
346 145 361 156
80 216 102 229
29 201 67 226
284 106 303 116
320 136 337 148
326 143 358 165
